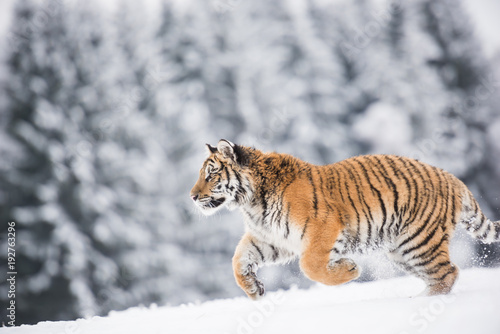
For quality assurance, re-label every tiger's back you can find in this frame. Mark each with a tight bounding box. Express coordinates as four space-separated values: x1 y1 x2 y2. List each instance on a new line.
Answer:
191 140 500 299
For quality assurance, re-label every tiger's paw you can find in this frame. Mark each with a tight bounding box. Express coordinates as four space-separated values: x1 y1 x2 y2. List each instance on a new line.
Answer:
239 266 265 300
245 276 265 300
328 258 361 280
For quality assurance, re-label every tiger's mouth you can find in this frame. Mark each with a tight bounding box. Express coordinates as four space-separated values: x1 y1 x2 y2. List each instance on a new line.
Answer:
202 197 226 210
210 198 226 208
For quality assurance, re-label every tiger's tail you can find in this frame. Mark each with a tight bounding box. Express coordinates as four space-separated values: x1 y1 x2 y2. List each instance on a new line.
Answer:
460 189 500 243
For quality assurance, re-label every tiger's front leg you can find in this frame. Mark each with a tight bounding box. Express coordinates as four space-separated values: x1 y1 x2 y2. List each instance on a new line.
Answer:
232 232 295 300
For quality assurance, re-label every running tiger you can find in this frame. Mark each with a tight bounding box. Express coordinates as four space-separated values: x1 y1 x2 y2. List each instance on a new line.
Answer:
190 139 500 298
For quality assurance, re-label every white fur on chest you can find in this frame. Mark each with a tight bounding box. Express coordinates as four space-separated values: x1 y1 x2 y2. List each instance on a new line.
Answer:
240 203 302 254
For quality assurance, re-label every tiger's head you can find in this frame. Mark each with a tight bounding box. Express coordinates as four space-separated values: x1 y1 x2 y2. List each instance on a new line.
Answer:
190 139 253 215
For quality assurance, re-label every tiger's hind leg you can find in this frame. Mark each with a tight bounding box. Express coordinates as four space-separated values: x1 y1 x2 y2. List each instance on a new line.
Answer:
424 263 459 296
389 236 459 296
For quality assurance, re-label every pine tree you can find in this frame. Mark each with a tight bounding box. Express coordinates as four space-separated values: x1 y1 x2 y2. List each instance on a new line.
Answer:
0 0 97 323
419 0 499 265
0 0 175 322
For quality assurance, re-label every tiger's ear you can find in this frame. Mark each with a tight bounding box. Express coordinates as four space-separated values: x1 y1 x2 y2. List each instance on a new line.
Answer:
217 139 237 163
205 143 218 155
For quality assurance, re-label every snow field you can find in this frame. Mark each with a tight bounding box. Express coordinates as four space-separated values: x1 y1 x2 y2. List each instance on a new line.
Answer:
3 267 500 334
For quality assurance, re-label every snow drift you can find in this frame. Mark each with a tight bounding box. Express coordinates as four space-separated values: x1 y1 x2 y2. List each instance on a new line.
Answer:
3 267 500 334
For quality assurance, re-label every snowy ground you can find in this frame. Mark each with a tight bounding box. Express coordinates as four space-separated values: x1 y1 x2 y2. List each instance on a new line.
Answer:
4 267 500 334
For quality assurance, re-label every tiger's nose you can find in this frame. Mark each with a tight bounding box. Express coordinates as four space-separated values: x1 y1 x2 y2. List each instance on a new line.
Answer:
191 194 199 201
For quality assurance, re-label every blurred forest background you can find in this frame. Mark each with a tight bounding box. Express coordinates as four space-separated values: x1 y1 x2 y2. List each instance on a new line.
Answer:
0 0 499 325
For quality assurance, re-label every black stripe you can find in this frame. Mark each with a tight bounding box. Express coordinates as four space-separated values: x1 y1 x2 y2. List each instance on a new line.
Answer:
333 167 346 204
450 186 457 226
344 177 361 243
442 171 453 229
331 247 340 254
472 214 487 232
284 204 290 238
433 265 456 281
412 250 447 268
402 223 442 256
412 234 449 262
365 156 383 184
317 170 336 214
383 163 407 235
418 164 435 206
324 165 334 192
233 170 242 186
235 186 247 203
398 160 436 233
301 218 310 239
494 223 500 240
269 245 279 262
424 261 451 275
243 208 258 222
336 208 345 228
397 187 440 251
372 156 400 216
431 169 448 232
307 167 319 218
386 214 396 240
223 166 231 190
478 222 491 241
419 168 447 238
353 166 375 245
391 157 412 184
378 221 385 244
401 159 424 225
267 197 282 229
431 168 446 227
341 169 361 249
398 205 439 253
272 182 294 230
273 181 293 229
354 158 387 244
251 241 265 262
343 161 373 224
395 157 419 218
472 196 479 212
251 167 268 223
364 160 389 244
260 188 268 225
343 161 374 247
344 176 361 222
386 156 413 217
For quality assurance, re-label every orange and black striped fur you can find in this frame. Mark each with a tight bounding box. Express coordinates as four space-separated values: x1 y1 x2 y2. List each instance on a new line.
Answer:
190 139 500 299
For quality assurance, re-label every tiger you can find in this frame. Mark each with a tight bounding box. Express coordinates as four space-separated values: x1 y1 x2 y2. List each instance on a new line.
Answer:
190 139 500 299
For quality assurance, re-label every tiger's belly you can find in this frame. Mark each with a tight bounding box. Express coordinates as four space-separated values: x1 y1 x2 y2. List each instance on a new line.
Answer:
333 215 401 255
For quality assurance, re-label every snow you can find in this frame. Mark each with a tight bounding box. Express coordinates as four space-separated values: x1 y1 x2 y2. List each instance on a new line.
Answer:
4 267 500 334
462 0 500 58
353 102 413 155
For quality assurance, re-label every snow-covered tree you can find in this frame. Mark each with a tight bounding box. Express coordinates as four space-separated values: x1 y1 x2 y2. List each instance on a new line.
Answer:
0 0 179 323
